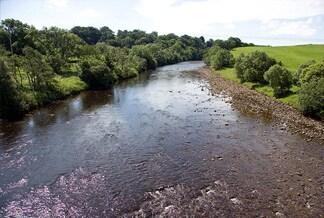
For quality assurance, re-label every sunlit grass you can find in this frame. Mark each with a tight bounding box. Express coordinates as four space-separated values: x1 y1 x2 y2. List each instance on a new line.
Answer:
216 68 240 82
213 68 300 109
232 44 324 72
55 76 87 96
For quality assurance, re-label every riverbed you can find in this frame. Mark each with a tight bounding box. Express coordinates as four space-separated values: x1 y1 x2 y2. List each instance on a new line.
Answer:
0 61 323 217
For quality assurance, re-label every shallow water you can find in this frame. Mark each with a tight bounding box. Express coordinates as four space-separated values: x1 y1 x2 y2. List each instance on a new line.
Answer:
0 61 323 217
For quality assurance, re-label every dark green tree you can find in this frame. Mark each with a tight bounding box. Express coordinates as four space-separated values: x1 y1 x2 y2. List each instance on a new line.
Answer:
210 48 234 70
298 77 324 118
71 26 101 45
235 51 277 83
80 57 118 89
264 64 292 97
0 59 25 118
98 26 114 42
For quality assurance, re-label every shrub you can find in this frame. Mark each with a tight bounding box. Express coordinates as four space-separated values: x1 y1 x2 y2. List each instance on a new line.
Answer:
264 64 292 97
298 77 324 118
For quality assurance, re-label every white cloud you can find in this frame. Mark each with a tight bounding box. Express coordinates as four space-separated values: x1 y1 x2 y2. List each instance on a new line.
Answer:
264 18 316 37
48 0 68 7
135 0 324 35
78 9 102 18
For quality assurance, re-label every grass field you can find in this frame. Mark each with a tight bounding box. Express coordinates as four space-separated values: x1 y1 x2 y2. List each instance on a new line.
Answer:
232 44 324 71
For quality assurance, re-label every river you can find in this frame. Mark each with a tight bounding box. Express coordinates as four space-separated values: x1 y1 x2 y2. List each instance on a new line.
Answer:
0 61 323 217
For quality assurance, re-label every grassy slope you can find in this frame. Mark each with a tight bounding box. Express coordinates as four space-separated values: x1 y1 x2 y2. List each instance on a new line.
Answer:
216 44 324 109
232 44 324 71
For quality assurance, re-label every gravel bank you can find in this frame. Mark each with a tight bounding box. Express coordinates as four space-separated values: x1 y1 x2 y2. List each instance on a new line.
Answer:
198 67 324 142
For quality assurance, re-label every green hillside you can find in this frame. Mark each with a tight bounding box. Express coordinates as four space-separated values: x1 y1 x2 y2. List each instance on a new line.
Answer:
232 44 324 71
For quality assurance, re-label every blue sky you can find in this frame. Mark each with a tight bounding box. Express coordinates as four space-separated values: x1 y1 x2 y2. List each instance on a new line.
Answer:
1 0 324 45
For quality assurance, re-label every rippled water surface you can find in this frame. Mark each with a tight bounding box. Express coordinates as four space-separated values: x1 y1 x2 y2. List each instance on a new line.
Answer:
0 61 323 217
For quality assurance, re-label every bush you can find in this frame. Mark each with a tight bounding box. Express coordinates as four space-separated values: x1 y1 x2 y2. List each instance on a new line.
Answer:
234 51 276 83
80 57 118 89
264 64 292 97
298 77 324 118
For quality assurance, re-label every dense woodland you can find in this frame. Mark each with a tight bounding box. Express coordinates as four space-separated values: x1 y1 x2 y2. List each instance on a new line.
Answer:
0 19 252 119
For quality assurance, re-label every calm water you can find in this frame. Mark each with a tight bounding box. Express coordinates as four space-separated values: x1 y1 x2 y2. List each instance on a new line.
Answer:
0 62 323 217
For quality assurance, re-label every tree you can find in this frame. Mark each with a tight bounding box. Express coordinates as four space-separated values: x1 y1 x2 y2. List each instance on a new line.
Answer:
298 77 324 118
210 48 234 70
264 64 292 97
298 61 324 85
130 45 157 70
22 46 54 92
80 57 117 89
234 53 245 82
99 26 114 42
28 26 86 74
234 51 276 83
293 60 316 86
70 26 101 45
7 55 24 88
0 59 25 118
1 19 32 55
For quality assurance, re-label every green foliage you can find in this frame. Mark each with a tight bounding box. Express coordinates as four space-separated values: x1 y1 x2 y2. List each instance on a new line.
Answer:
130 45 157 70
234 53 245 82
293 60 316 86
210 48 234 70
28 26 87 74
264 64 292 97
213 37 253 50
298 78 324 118
22 46 55 92
298 61 324 85
0 59 26 118
204 37 253 70
80 57 118 89
71 26 102 45
234 51 276 83
1 19 34 55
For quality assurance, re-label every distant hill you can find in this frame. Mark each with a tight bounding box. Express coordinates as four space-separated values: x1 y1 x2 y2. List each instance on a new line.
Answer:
232 44 324 72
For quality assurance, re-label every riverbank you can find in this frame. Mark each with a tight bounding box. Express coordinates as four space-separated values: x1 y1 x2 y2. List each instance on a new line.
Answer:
198 67 324 142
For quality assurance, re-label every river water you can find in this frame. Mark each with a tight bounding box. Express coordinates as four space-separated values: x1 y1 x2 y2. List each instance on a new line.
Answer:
0 61 323 217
